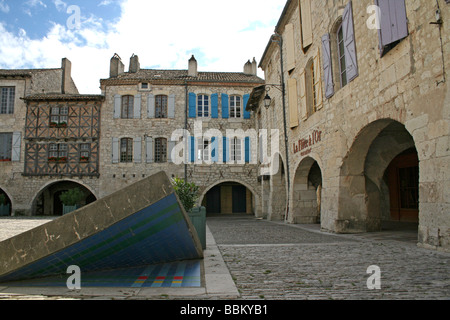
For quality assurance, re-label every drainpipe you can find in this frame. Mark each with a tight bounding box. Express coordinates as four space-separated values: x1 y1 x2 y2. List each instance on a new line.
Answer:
185 80 188 181
271 32 291 223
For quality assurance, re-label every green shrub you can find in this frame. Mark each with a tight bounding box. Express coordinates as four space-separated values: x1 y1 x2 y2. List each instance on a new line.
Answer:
171 177 199 212
59 188 85 206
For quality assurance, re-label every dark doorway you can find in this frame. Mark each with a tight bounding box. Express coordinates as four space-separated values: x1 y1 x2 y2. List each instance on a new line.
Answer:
232 185 247 213
206 185 221 214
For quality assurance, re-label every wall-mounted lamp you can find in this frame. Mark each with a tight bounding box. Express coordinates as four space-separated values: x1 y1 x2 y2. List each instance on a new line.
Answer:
431 8 443 25
263 85 282 109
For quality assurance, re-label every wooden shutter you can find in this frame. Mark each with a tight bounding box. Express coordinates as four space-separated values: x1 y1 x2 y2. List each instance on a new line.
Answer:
285 23 296 71
244 137 250 163
188 93 196 118
223 137 229 163
243 94 251 119
146 136 154 163
300 0 313 49
342 1 358 82
134 94 141 119
11 132 21 162
114 95 121 118
376 0 409 57
189 136 195 163
288 78 299 128
133 137 142 163
221 94 229 119
313 49 323 110
112 137 119 163
299 69 307 121
147 94 155 118
167 94 175 118
322 33 335 99
211 137 218 162
211 94 219 118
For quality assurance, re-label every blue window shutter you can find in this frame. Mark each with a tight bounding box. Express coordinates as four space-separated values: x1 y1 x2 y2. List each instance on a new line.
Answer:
221 94 229 119
322 33 335 99
223 137 229 163
245 137 250 163
211 137 218 162
189 93 196 118
211 94 219 118
342 0 358 82
243 94 251 119
190 136 195 162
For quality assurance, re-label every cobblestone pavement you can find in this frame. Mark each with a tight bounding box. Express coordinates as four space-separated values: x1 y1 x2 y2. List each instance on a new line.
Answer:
207 215 450 300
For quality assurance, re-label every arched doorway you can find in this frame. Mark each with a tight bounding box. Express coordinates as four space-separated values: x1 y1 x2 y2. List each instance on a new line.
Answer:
291 157 323 224
0 189 12 217
338 119 419 233
32 181 97 216
201 181 256 216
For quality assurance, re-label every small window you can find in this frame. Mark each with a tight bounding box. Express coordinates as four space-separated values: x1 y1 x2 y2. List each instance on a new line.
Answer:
121 96 134 119
0 87 15 114
120 138 133 162
197 95 209 118
230 96 242 118
305 58 321 117
0 133 12 161
141 83 149 89
155 95 168 118
197 138 210 161
49 143 68 160
50 106 68 126
80 143 90 162
155 138 167 163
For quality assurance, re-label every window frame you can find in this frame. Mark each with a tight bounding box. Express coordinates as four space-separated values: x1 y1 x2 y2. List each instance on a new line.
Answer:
50 106 69 126
48 143 68 161
0 133 12 161
120 138 133 163
336 22 348 88
229 95 242 119
121 95 134 119
197 94 210 118
154 137 167 163
155 95 168 119
0 87 15 114
230 137 242 162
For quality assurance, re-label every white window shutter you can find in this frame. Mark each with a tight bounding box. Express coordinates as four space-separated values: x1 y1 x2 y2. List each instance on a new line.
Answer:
114 95 121 119
168 140 176 163
112 137 119 163
168 94 175 118
299 69 307 121
288 78 299 128
134 94 141 119
11 132 21 162
147 94 155 118
134 137 142 163
146 136 154 163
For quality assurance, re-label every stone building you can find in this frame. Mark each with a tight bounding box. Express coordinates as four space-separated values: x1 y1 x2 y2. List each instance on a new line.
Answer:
248 0 450 251
99 54 264 216
0 58 103 216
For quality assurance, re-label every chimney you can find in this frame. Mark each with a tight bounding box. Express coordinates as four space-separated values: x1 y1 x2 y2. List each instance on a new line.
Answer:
61 58 75 94
244 60 253 75
110 53 125 78
129 54 140 73
188 55 198 77
252 57 257 76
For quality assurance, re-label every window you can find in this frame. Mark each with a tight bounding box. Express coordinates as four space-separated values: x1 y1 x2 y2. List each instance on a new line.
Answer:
49 143 68 161
120 138 133 163
155 138 167 163
231 137 242 162
80 143 90 162
50 106 69 126
230 96 241 118
197 95 209 118
306 59 318 116
197 138 210 162
0 133 12 161
0 87 15 114
336 23 348 88
155 95 168 118
121 96 134 119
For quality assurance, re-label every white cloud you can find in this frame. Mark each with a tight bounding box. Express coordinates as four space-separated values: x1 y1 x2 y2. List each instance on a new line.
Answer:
52 0 68 12
0 0 286 93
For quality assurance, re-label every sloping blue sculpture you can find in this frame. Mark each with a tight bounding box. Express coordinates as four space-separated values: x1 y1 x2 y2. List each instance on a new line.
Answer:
0 172 203 283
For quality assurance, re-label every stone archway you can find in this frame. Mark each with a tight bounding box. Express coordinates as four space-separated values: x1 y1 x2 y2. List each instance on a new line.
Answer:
200 180 259 216
291 156 323 224
0 188 12 217
337 119 418 233
31 181 97 216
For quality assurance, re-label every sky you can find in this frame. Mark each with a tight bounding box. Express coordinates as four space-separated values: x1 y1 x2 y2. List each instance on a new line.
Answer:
0 0 287 94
